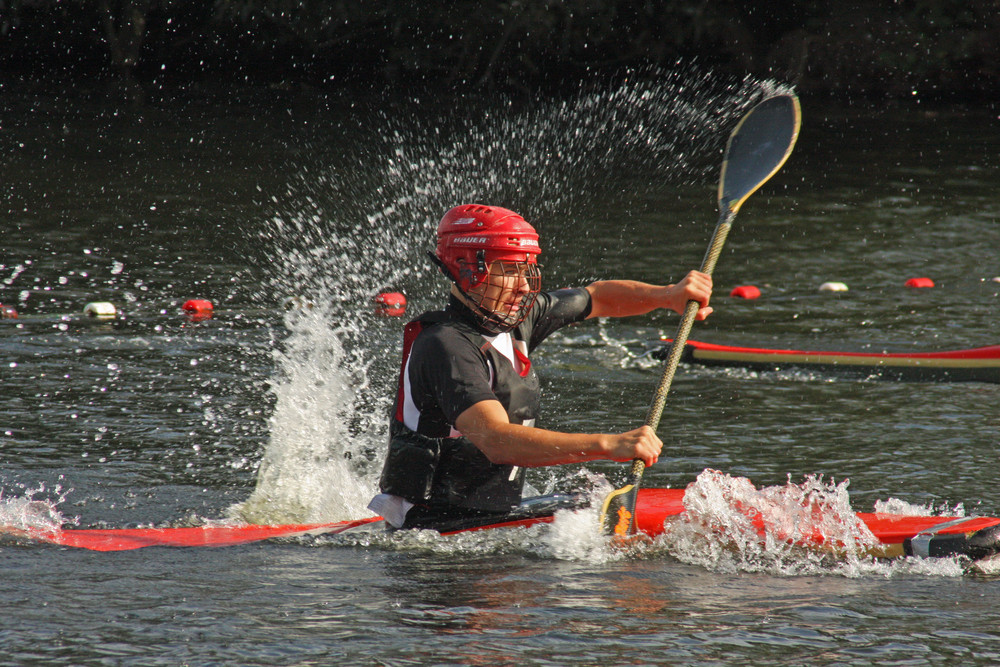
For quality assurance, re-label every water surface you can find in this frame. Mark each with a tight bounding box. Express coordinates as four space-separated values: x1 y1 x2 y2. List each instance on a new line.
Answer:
2 76 999 664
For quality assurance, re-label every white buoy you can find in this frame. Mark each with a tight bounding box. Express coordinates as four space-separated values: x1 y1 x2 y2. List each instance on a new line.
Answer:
992 277 1000 284
819 282 849 292
83 302 117 319
282 296 315 311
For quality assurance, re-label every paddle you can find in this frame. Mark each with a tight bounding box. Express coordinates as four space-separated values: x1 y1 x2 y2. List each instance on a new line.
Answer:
599 92 802 536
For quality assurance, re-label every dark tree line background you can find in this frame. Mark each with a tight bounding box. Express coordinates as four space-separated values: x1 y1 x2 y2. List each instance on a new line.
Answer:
1 0 998 104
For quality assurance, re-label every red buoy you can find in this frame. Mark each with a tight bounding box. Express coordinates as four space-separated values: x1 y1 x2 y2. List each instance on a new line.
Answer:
182 299 214 321
375 292 407 316
905 277 935 288
729 285 761 300
0 304 17 319
182 299 214 314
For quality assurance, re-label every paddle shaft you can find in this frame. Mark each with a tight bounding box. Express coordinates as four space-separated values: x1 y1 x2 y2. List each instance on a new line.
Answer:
626 206 736 483
598 93 800 536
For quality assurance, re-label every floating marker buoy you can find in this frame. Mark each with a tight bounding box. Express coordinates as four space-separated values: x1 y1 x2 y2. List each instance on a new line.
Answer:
819 282 849 292
729 285 761 299
182 299 214 321
375 291 407 316
83 302 117 319
0 304 17 319
182 299 214 314
992 277 1000 284
905 277 935 288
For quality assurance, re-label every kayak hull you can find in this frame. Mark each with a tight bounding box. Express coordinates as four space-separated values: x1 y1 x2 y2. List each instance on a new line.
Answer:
8 488 1000 560
657 339 1000 383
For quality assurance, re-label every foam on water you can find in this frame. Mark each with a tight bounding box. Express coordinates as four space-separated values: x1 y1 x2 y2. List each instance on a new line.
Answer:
874 495 965 518
329 477 627 564
659 469 968 577
0 483 73 535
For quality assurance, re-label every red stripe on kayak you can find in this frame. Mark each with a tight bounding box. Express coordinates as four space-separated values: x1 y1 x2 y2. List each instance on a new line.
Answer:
17 517 383 552
857 514 1000 544
680 339 1000 363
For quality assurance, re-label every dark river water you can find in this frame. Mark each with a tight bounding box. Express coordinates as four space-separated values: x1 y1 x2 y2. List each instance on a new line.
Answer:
2 73 1000 665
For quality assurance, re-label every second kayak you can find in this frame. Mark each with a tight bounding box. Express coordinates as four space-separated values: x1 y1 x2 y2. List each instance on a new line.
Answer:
656 338 1000 383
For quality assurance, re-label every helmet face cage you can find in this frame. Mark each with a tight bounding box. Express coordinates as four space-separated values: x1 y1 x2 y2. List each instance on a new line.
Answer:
462 259 542 334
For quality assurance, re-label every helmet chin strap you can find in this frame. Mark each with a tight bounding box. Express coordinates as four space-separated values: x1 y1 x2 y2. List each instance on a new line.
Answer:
427 251 453 280
447 286 505 332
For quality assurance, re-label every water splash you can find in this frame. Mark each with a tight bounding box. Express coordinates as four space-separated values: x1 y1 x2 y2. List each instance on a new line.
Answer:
659 469 970 577
234 67 790 525
228 305 378 523
661 469 876 574
322 468 972 577
0 483 74 537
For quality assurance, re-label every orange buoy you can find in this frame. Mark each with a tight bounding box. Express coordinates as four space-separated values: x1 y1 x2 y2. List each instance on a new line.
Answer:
0 304 17 319
905 277 935 288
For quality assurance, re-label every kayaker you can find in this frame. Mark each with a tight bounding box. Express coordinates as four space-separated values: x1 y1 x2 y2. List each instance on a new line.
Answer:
368 204 713 530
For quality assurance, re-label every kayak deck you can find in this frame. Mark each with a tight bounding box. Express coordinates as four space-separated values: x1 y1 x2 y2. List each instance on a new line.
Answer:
3 517 385 552
657 338 1000 383
7 488 1000 560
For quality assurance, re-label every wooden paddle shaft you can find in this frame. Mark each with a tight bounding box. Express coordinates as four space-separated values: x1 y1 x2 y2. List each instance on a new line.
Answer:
628 208 736 480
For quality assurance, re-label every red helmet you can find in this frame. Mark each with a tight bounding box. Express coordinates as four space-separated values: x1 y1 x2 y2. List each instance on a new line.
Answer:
435 204 541 291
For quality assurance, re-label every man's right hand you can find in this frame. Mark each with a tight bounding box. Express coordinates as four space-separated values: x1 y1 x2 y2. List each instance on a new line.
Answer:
604 425 662 467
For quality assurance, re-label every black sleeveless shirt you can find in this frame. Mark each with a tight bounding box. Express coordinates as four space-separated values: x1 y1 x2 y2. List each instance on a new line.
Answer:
378 288 592 513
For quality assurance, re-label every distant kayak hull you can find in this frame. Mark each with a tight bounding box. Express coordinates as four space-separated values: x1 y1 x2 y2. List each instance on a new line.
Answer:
657 338 1000 382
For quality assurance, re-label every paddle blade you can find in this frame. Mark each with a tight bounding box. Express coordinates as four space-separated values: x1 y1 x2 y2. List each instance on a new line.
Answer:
599 483 638 536
719 93 801 214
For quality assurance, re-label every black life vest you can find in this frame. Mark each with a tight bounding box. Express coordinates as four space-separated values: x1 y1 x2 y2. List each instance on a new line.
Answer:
378 308 539 512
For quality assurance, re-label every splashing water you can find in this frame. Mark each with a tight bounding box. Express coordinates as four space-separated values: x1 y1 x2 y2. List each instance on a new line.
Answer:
331 472 629 563
0 483 74 537
228 305 378 523
232 68 791 526
659 469 969 577
661 469 877 574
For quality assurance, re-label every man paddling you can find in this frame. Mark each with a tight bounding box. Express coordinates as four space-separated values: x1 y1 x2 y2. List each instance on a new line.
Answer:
368 204 713 530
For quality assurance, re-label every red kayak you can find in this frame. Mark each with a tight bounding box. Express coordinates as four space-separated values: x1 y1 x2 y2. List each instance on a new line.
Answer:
8 487 1000 560
657 338 1000 383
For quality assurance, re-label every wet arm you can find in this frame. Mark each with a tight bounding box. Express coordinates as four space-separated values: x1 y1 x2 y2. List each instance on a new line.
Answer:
454 399 661 468
585 271 713 320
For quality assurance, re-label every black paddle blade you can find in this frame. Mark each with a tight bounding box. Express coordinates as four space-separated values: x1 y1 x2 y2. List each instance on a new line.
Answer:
599 483 638 536
719 93 801 214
